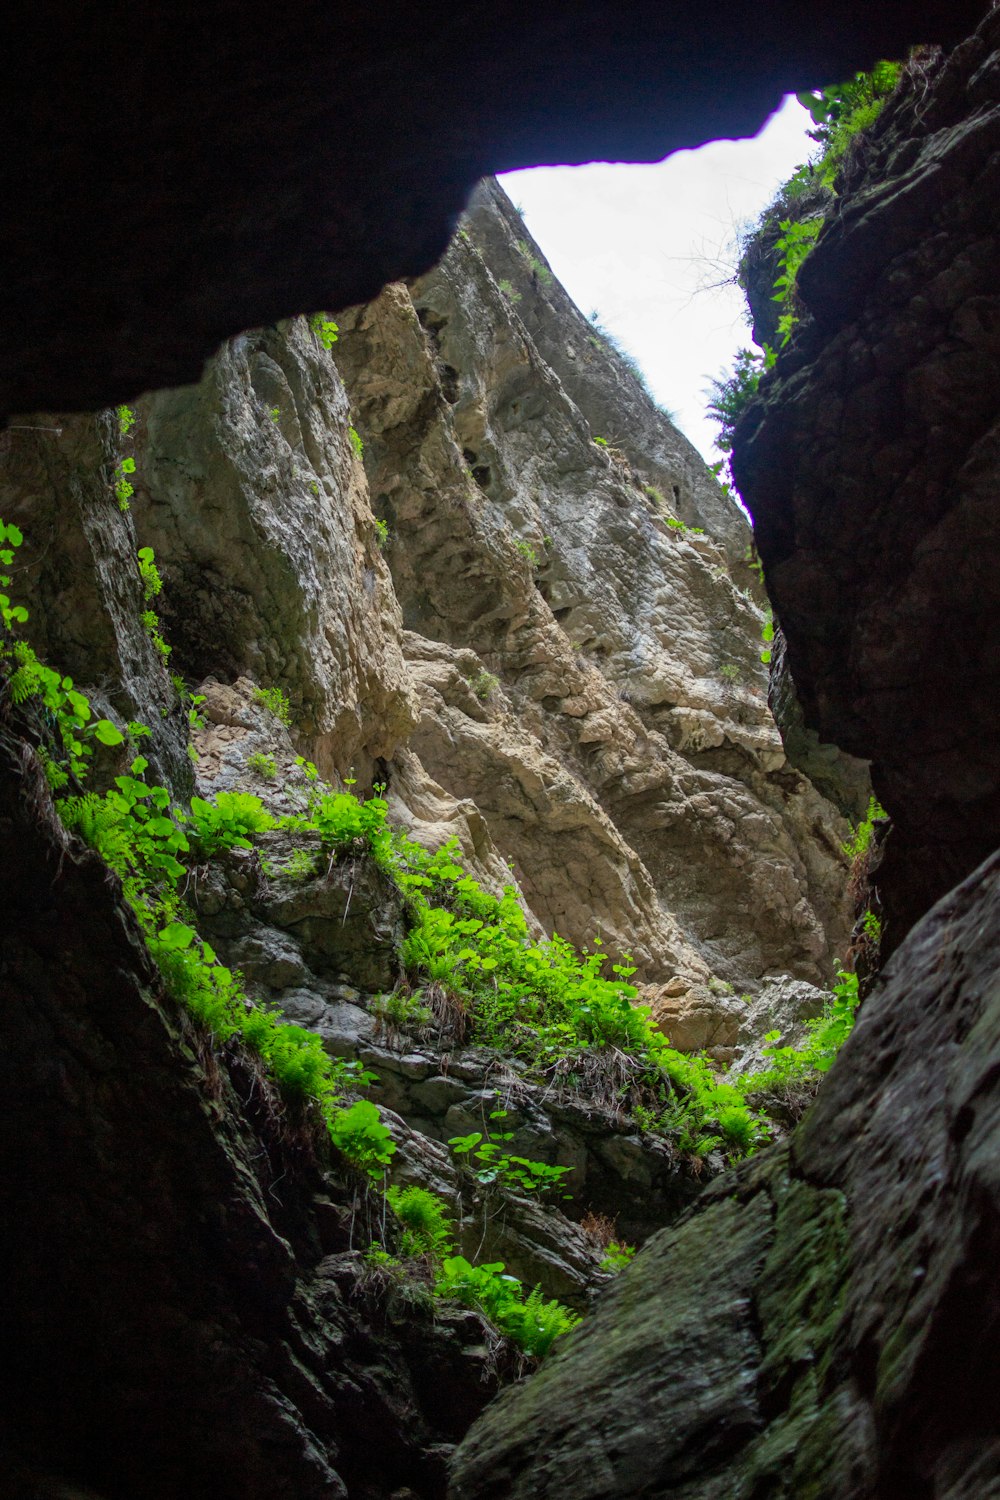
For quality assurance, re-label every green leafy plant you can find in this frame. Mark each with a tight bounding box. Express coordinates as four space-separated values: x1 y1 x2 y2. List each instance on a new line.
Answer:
0 521 29 630
253 684 292 728
796 61 902 182
117 404 137 436
760 609 775 666
706 348 764 453
294 755 320 782
737 971 860 1102
137 546 162 601
843 795 888 860
136 545 170 659
449 1109 573 1200
327 1099 396 1178
497 278 522 303
309 313 340 349
380 1181 579 1358
771 216 823 345
592 436 609 448
348 425 364 458
371 988 433 1036
436 1256 578 1358
600 1240 636 1274
247 750 278 780
514 539 539 567
187 790 277 856
269 406 281 423
470 670 499 703
276 846 321 883
385 1184 455 1260
373 518 389 549
115 457 137 511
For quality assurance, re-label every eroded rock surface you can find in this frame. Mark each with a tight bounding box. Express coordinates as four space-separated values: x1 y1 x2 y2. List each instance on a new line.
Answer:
450 849 1000 1499
333 182 853 995
734 9 1000 957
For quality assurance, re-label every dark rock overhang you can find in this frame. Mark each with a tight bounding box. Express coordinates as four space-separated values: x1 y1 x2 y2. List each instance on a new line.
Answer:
3 0 984 415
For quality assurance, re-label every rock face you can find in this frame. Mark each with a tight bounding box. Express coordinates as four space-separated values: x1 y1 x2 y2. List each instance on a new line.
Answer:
333 182 852 997
734 8 1000 957
449 847 1000 1499
0 709 508 1500
0 185 856 1496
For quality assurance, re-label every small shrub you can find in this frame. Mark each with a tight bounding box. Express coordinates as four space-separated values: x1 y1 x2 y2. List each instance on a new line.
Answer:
497 278 522 304
371 988 433 1037
137 546 162 601
328 1099 396 1178
253 684 292 727
117 404 137 435
449 1110 573 1200
471 670 499 702
515 240 552 286
348 425 364 458
385 1184 455 1260
247 750 277 780
374 518 389 549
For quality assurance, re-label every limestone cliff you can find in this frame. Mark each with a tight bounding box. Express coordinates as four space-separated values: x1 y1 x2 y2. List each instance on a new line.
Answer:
333 182 852 1012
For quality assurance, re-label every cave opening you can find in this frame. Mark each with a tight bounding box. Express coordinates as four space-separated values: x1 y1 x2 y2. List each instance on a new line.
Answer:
3 5 1000 1498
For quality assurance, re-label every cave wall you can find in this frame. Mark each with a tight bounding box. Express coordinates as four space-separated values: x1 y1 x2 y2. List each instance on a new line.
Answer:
3 3 983 415
733 7 1000 954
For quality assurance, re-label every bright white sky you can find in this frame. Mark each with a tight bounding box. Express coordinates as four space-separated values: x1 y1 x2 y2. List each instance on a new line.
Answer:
500 96 815 463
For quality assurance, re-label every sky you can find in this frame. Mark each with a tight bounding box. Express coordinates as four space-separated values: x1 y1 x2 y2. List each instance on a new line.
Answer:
500 96 815 463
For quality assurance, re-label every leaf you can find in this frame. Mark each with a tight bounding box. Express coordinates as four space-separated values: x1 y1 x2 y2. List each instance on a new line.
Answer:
157 921 196 950
94 719 125 746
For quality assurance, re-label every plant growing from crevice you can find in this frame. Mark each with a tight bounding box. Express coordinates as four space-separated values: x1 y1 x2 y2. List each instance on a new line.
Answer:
471 670 499 702
114 457 137 511
253 684 292 727
376 1183 579 1359
449 1108 573 1200
309 313 340 349
515 240 552 286
247 750 278 780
